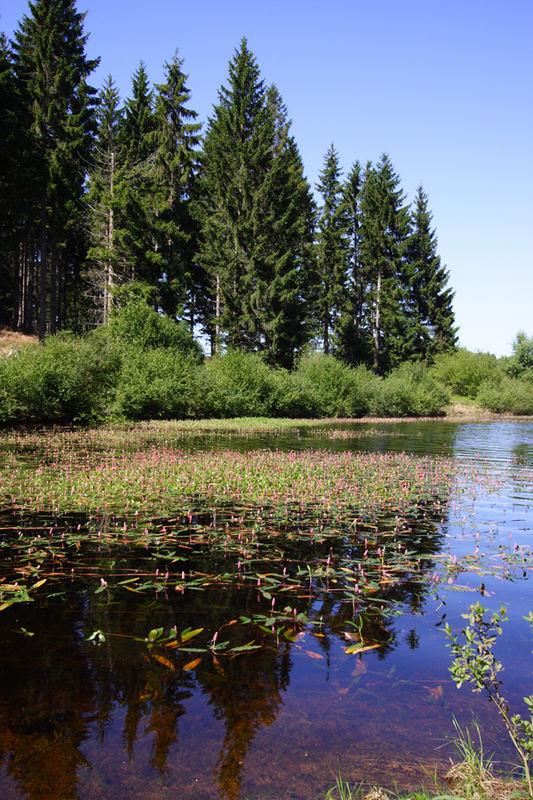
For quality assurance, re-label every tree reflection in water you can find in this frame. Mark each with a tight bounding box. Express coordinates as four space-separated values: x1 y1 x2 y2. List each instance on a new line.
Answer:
0 490 449 799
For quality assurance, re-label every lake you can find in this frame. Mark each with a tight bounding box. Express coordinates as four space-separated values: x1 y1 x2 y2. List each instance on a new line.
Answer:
0 419 532 799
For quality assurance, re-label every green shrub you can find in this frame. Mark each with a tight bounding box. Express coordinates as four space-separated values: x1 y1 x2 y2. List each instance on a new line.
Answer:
268 368 323 418
109 299 203 361
431 349 501 398
371 362 449 417
504 331 533 383
113 347 199 420
193 351 280 418
292 353 375 417
0 333 121 424
476 376 533 415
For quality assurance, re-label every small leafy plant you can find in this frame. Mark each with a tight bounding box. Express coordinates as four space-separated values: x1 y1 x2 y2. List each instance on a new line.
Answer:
444 602 533 797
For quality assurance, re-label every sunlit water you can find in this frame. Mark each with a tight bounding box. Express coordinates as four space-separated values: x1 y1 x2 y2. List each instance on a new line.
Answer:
1 420 532 799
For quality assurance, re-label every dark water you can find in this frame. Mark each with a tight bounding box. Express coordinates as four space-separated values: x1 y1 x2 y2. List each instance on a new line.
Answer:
1 420 532 799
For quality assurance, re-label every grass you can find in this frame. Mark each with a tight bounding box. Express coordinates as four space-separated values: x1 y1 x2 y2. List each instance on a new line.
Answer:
321 720 531 799
0 327 38 357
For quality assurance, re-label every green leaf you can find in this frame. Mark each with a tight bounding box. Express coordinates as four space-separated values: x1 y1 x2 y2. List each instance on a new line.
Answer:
180 627 204 642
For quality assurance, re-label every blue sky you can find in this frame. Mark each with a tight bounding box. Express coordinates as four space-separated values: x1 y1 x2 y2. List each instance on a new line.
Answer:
3 0 532 357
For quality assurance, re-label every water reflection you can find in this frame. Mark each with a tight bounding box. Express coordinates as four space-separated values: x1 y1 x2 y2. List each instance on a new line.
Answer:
0 500 446 799
1 420 532 799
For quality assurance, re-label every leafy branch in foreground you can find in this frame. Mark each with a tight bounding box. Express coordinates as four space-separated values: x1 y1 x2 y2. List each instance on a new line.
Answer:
444 602 533 797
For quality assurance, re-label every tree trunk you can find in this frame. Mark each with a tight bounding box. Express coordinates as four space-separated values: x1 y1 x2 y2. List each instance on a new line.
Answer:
373 268 382 371
39 199 47 341
50 231 57 335
215 273 221 355
104 151 115 325
14 241 24 330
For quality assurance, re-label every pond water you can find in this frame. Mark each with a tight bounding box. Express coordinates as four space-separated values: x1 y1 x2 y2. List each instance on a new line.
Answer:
1 420 533 799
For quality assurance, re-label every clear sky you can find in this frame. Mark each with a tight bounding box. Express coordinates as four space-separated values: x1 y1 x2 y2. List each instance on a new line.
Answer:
2 0 532 357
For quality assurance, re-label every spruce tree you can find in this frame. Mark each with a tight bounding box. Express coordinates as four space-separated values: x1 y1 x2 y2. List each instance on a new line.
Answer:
0 30 41 333
198 39 313 366
12 0 99 337
0 34 30 328
85 75 126 323
336 160 371 365
359 155 411 372
119 62 158 287
152 52 202 324
199 39 270 352
314 144 349 356
406 186 457 357
261 86 315 368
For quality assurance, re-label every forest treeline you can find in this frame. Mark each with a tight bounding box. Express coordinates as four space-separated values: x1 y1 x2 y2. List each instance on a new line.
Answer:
1 1 457 373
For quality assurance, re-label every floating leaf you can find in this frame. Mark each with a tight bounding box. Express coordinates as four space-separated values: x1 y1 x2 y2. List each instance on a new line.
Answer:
345 643 380 654
229 641 261 653
182 657 202 671
180 627 204 642
152 653 175 670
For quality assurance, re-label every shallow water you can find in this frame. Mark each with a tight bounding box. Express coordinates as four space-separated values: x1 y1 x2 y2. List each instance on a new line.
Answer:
1 420 532 799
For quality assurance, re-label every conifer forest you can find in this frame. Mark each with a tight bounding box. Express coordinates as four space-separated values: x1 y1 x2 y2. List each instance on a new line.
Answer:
0 1 457 374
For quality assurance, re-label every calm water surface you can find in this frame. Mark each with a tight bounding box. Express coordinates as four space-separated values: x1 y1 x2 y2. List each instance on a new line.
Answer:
1 420 532 799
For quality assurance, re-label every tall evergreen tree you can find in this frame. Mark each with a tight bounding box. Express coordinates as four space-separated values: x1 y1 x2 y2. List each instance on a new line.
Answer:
314 144 349 355
261 86 315 367
199 39 271 352
406 185 457 357
152 51 202 324
12 0 99 337
336 160 371 365
85 75 125 323
0 34 29 328
119 62 158 287
198 39 314 366
359 154 411 372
